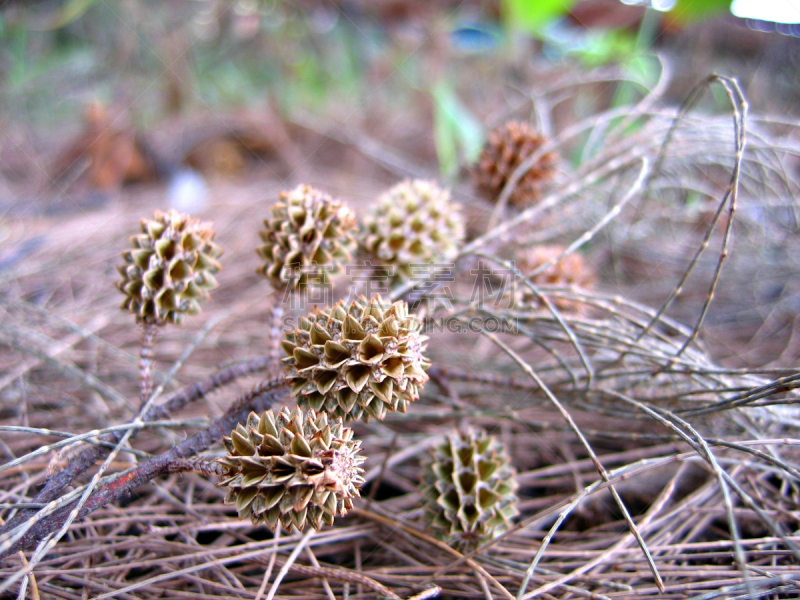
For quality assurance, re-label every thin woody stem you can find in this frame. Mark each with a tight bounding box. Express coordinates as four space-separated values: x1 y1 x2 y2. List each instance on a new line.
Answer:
269 303 285 368
0 377 287 558
0 355 277 541
139 321 159 407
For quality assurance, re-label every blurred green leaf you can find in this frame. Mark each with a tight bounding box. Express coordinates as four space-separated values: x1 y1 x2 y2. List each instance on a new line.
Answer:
668 0 730 24
503 0 577 33
6 24 28 86
433 110 457 181
576 29 637 67
432 82 483 180
626 54 661 88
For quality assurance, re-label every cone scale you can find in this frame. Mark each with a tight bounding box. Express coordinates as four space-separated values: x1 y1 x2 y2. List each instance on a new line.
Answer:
216 406 366 532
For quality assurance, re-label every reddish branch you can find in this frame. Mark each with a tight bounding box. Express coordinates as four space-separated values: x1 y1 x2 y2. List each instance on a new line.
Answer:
0 355 274 544
0 379 286 559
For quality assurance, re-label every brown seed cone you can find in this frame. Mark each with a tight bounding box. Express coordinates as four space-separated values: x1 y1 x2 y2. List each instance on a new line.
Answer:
256 184 357 291
360 179 464 283
116 209 222 325
282 295 429 422
215 406 366 532
419 430 518 551
475 121 558 208
514 245 595 313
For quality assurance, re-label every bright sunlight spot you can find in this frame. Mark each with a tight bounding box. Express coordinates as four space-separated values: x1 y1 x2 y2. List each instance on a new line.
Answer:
731 0 800 23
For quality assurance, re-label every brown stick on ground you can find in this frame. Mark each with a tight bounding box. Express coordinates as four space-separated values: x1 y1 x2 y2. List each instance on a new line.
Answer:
0 355 274 544
0 378 287 559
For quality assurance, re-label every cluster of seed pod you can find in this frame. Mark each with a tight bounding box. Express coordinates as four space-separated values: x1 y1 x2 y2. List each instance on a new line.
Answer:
246 180 518 539
116 119 568 539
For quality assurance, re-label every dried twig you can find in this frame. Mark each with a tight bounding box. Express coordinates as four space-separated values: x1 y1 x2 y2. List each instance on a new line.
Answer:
0 354 273 541
0 378 286 563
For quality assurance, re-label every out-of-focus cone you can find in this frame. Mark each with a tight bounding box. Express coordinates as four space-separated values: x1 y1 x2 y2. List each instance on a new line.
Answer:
474 121 558 208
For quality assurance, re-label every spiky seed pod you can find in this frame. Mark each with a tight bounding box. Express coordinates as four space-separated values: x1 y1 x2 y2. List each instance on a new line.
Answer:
216 406 366 532
420 430 518 551
282 294 429 422
514 245 594 312
361 179 464 282
117 209 222 325
475 121 558 208
256 184 357 290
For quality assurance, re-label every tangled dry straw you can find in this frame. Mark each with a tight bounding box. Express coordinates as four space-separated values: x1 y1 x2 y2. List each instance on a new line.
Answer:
1 73 800 599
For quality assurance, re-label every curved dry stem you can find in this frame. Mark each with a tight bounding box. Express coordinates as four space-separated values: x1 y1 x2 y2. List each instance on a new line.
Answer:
0 377 287 574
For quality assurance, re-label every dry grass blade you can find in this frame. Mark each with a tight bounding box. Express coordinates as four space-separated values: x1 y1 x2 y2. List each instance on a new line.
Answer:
354 507 514 600
635 74 747 364
2 55 800 599
480 331 664 597
0 308 237 594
